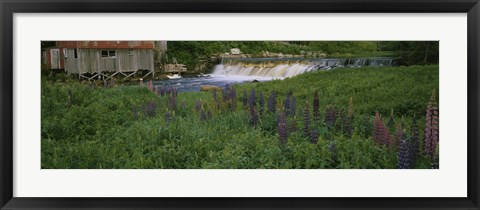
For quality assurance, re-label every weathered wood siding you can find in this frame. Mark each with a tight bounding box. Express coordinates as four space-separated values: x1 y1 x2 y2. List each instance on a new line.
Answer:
64 49 154 74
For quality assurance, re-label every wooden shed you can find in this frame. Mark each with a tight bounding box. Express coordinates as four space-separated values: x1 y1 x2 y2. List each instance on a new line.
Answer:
42 41 167 80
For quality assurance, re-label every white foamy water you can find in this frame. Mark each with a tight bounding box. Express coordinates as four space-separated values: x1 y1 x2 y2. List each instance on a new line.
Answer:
212 57 394 79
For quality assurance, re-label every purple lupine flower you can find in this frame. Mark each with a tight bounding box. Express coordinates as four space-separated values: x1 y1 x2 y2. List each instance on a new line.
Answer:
277 111 288 146
313 91 320 122
267 91 277 113
132 105 138 120
425 90 439 159
242 89 248 108
397 132 413 169
259 92 264 116
147 101 156 117
160 85 165 97
165 85 170 95
303 103 311 137
373 111 392 147
248 89 256 108
168 95 177 111
310 130 319 144
290 96 296 117
195 99 201 113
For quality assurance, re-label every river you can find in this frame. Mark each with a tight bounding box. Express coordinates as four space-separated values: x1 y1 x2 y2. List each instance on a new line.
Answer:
154 57 395 92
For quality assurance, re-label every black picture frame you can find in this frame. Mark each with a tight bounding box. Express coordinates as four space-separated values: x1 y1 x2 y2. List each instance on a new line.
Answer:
1 0 479 209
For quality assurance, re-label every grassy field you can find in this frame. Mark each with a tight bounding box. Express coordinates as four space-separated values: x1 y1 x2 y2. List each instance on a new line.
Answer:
41 65 439 169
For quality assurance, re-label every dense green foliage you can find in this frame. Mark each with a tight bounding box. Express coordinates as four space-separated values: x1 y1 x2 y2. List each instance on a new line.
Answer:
167 41 438 70
378 41 439 65
167 41 381 70
42 65 439 169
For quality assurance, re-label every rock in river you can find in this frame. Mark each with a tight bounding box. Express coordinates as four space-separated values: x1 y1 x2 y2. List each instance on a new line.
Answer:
200 85 222 91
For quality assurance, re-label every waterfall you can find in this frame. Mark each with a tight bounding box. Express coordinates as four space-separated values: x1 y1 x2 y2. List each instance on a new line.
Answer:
212 57 394 79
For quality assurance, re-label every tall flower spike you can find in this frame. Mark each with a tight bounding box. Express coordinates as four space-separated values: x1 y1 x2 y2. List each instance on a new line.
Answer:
268 91 277 113
397 132 412 169
310 130 319 144
248 89 256 109
425 90 439 159
160 85 165 97
373 111 389 146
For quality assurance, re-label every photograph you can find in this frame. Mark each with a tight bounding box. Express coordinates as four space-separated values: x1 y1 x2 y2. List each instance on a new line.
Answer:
40 41 439 169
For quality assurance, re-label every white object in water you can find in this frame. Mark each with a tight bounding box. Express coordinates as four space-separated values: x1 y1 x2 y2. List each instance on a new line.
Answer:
196 73 210 78
167 74 182 79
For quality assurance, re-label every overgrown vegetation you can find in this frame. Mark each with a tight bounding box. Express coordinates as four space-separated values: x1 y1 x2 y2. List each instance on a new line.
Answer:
42 65 439 169
167 41 438 70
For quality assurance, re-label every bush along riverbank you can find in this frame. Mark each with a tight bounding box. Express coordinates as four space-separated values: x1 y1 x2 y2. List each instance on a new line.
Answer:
42 65 439 169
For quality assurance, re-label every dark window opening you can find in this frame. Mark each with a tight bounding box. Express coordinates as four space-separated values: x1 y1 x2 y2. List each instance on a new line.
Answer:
101 50 116 58
74 49 78 59
101 50 108 57
108 50 116 57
